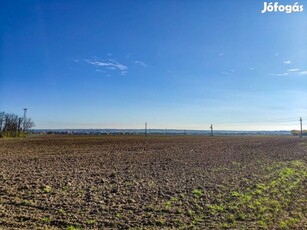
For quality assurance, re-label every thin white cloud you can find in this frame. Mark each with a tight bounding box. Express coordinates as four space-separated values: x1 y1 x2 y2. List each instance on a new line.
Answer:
221 69 234 76
269 70 307 77
120 71 128 76
221 71 231 76
83 58 128 75
269 73 289 76
249 67 255 70
218 53 224 56
287 68 300 72
275 52 279 56
283 60 291 64
134 60 148 67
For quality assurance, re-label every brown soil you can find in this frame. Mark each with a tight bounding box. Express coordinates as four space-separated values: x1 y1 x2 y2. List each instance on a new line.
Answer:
0 135 306 229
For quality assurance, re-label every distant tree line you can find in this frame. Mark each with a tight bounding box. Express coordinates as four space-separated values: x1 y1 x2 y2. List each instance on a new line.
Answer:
291 130 307 136
0 111 35 137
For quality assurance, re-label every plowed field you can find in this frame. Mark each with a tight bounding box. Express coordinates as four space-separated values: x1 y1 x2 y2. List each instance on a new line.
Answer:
0 135 306 229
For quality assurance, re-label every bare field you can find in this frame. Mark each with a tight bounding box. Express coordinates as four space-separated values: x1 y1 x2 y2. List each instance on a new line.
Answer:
0 135 306 229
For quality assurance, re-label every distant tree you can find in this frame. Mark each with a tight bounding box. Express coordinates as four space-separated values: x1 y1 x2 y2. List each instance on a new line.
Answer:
291 130 299 136
0 111 35 137
2 113 19 137
23 117 35 131
291 130 307 136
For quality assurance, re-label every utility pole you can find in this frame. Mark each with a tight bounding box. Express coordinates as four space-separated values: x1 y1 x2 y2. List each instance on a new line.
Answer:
145 122 147 137
210 124 213 136
23 108 28 131
300 117 303 138
18 118 23 133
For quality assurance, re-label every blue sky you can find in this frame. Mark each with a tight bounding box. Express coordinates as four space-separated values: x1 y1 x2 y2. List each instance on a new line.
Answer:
1 0 307 130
